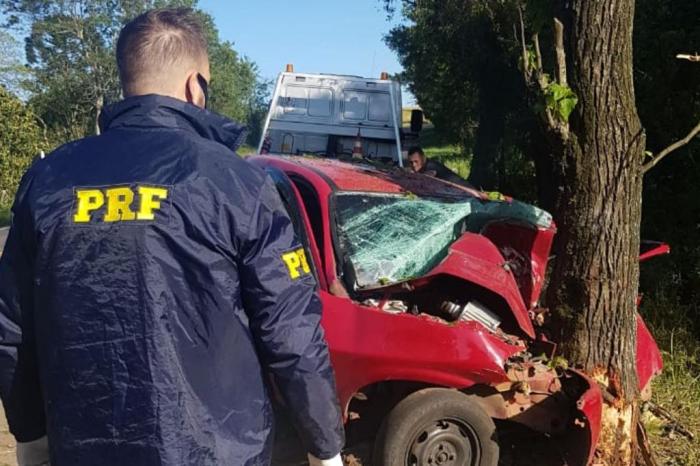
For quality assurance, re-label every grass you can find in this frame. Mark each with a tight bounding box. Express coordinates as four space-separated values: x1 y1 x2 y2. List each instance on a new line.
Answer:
237 144 257 157
419 128 471 179
436 154 471 179
0 207 10 227
640 290 700 465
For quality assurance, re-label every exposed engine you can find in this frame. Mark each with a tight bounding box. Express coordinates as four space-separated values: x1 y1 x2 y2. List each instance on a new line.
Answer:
440 300 501 331
363 296 502 333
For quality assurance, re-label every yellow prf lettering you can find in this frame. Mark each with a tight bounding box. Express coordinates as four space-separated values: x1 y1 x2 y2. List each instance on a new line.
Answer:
103 187 136 222
297 248 311 274
282 248 311 279
137 186 168 220
73 185 169 223
282 251 302 279
74 189 105 223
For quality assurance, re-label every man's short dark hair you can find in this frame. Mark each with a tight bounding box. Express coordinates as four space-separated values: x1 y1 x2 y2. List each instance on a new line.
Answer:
116 8 208 95
408 146 425 158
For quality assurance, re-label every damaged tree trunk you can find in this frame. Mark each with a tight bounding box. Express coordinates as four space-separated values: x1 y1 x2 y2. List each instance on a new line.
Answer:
546 1 644 463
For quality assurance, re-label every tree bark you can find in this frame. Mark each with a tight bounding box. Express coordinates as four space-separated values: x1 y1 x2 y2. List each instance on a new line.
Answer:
546 1 644 463
95 94 104 136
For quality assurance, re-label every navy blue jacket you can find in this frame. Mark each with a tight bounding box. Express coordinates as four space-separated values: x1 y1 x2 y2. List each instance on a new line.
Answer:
0 95 344 465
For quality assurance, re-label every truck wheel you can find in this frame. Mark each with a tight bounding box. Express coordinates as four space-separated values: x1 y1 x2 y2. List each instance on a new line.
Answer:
374 388 498 466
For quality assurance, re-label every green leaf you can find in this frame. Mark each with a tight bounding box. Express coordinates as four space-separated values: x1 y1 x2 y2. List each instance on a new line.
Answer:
544 82 578 122
558 94 578 121
548 355 569 370
526 46 538 71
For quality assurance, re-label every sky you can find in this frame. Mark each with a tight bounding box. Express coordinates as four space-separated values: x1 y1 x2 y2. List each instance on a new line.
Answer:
198 0 415 104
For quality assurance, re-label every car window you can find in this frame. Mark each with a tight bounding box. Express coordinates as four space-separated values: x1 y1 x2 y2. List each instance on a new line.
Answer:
334 192 553 288
264 167 319 280
288 175 326 262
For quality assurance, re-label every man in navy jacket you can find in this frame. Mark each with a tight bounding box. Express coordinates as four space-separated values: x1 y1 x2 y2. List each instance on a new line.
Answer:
0 8 344 466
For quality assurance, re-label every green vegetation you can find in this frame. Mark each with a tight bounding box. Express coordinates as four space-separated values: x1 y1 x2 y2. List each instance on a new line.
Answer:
1 0 267 142
418 128 470 179
0 0 698 462
439 156 470 180
237 145 257 157
0 0 269 209
0 87 47 209
390 0 699 461
385 0 529 191
641 290 700 465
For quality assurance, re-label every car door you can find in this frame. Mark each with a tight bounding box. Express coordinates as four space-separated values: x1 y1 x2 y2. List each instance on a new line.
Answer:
264 166 327 290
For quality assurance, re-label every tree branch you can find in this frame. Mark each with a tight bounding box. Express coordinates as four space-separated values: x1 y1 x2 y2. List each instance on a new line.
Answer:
642 120 700 174
533 33 543 71
517 5 529 81
676 53 700 62
554 18 567 86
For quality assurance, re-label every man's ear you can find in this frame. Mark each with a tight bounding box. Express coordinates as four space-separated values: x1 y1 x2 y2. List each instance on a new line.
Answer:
185 71 205 109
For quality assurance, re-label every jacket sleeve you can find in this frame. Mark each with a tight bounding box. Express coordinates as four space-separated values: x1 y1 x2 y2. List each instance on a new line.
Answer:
0 178 46 442
238 177 344 459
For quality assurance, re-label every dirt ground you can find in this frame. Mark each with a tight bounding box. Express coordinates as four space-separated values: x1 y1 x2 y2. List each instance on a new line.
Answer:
0 407 16 466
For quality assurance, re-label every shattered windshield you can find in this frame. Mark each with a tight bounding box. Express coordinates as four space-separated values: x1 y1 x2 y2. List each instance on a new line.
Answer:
335 192 552 288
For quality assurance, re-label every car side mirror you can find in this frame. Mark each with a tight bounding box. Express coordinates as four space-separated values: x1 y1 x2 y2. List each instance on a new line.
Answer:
410 109 423 134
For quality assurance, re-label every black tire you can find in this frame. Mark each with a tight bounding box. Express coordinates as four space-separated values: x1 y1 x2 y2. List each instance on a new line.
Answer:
374 388 499 466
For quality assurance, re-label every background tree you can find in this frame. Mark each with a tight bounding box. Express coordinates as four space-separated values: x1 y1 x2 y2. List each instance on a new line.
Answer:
245 75 272 147
195 8 265 128
526 4 643 461
0 30 31 98
1 0 264 142
385 1 553 203
3 0 125 139
386 0 700 462
0 86 47 208
635 0 700 319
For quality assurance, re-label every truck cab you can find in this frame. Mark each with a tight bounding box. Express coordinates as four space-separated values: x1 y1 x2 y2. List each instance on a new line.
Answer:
257 67 414 166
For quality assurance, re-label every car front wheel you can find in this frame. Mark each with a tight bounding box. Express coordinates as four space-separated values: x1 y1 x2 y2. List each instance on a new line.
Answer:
374 388 499 466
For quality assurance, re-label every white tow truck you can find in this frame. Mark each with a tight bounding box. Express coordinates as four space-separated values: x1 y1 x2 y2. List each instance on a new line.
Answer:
257 65 422 167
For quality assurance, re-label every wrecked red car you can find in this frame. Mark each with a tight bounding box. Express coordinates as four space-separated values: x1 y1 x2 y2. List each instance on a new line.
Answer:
250 155 663 466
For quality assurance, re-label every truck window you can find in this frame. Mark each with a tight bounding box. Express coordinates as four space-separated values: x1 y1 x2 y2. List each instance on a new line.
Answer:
308 88 333 117
343 91 367 120
283 86 307 115
368 93 391 122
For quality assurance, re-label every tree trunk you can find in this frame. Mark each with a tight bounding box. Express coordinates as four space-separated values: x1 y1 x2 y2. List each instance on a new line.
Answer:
546 1 645 463
95 94 104 136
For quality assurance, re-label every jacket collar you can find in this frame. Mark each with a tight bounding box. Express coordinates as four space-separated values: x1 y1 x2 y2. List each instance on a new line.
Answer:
99 94 248 151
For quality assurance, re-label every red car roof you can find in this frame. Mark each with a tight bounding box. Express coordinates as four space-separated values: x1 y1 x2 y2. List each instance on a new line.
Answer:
253 155 484 198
